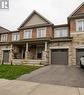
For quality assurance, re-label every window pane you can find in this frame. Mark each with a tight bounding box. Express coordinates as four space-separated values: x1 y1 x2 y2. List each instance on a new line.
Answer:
37 28 46 38
24 29 32 38
12 33 19 41
54 29 61 37
37 30 41 38
1 34 8 42
76 20 84 32
61 29 68 37
78 21 82 31
54 28 68 38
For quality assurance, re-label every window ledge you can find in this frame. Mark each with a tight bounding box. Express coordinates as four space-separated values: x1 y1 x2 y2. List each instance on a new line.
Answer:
50 37 73 42
71 31 84 34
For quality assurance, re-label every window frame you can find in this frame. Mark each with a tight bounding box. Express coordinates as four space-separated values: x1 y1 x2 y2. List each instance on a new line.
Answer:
76 19 84 32
12 32 19 41
37 27 46 38
24 29 32 39
1 34 8 42
54 27 68 38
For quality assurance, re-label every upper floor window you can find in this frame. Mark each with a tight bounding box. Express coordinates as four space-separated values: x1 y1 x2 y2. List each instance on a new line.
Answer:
54 28 68 38
12 32 19 41
1 34 8 42
76 19 84 32
37 28 46 38
24 29 32 39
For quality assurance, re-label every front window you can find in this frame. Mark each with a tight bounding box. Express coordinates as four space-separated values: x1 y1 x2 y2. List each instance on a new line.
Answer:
54 28 68 38
12 32 19 41
24 29 32 39
1 34 8 42
76 19 84 32
37 28 46 38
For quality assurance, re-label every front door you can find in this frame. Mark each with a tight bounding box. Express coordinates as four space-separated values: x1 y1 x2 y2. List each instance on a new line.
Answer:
37 47 43 59
3 50 9 63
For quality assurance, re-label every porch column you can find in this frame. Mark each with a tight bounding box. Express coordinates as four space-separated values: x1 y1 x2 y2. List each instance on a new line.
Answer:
45 42 48 51
25 42 30 59
26 42 28 52
9 44 13 64
42 42 49 65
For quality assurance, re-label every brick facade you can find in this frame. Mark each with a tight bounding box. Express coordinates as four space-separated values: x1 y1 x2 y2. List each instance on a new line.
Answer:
69 19 76 32
0 2 84 65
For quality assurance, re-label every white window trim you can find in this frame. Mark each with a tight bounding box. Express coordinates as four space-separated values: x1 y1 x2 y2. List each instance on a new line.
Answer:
1 34 8 42
37 27 46 38
24 29 32 39
76 19 84 32
12 32 19 41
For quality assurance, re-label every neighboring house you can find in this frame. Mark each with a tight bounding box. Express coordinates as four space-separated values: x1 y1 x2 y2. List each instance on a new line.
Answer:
0 2 84 65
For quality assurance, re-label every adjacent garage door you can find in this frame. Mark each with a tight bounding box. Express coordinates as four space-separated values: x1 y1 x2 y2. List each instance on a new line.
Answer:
51 49 68 65
76 49 84 65
3 50 9 63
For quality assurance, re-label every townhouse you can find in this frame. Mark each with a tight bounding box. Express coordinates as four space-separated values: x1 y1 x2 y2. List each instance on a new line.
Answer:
0 2 84 65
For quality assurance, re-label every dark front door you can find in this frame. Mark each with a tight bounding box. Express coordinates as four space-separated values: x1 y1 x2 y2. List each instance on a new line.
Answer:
3 50 9 63
51 49 68 65
76 49 84 65
37 47 43 59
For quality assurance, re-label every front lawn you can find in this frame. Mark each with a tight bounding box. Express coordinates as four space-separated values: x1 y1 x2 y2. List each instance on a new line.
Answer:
0 65 40 80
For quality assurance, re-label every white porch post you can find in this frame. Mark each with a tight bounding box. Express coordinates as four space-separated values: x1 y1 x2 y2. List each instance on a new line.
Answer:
25 42 30 59
42 41 48 64
42 42 47 61
26 42 28 52
9 44 13 64
45 42 48 51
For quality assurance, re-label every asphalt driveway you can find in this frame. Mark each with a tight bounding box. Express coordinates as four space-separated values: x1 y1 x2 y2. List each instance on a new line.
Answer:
18 65 84 88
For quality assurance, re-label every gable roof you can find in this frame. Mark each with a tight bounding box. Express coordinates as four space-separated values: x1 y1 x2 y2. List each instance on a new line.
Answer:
0 26 11 34
68 2 84 18
18 10 53 29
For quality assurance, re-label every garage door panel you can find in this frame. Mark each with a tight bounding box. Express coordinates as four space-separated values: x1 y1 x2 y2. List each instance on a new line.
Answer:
51 49 68 65
3 50 9 63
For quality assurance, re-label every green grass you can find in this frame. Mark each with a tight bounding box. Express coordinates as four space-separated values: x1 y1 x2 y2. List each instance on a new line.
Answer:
0 65 40 80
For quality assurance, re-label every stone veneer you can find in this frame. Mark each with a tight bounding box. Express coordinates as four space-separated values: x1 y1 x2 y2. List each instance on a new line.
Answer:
48 32 84 65
70 32 84 65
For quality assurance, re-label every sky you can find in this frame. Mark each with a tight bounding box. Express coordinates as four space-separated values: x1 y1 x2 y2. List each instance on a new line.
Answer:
0 0 83 31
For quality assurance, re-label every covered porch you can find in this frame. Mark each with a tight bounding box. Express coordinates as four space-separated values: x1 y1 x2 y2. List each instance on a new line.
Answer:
11 41 48 65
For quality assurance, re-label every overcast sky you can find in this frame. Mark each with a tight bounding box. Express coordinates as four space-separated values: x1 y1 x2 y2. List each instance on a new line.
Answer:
0 0 83 31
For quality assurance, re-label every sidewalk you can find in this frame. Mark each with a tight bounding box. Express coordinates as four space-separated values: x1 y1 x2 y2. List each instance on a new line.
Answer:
0 79 83 95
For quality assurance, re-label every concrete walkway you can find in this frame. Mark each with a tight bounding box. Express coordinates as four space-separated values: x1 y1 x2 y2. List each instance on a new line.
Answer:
0 79 84 95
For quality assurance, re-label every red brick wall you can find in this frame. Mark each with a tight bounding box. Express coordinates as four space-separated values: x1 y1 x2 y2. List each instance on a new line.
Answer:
19 26 53 39
69 19 76 32
8 33 12 42
69 5 84 32
74 5 84 15
20 30 24 40
32 28 36 38
46 26 53 37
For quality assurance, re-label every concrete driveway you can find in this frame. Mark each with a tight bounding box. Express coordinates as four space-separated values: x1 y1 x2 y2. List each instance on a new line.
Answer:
18 65 84 88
